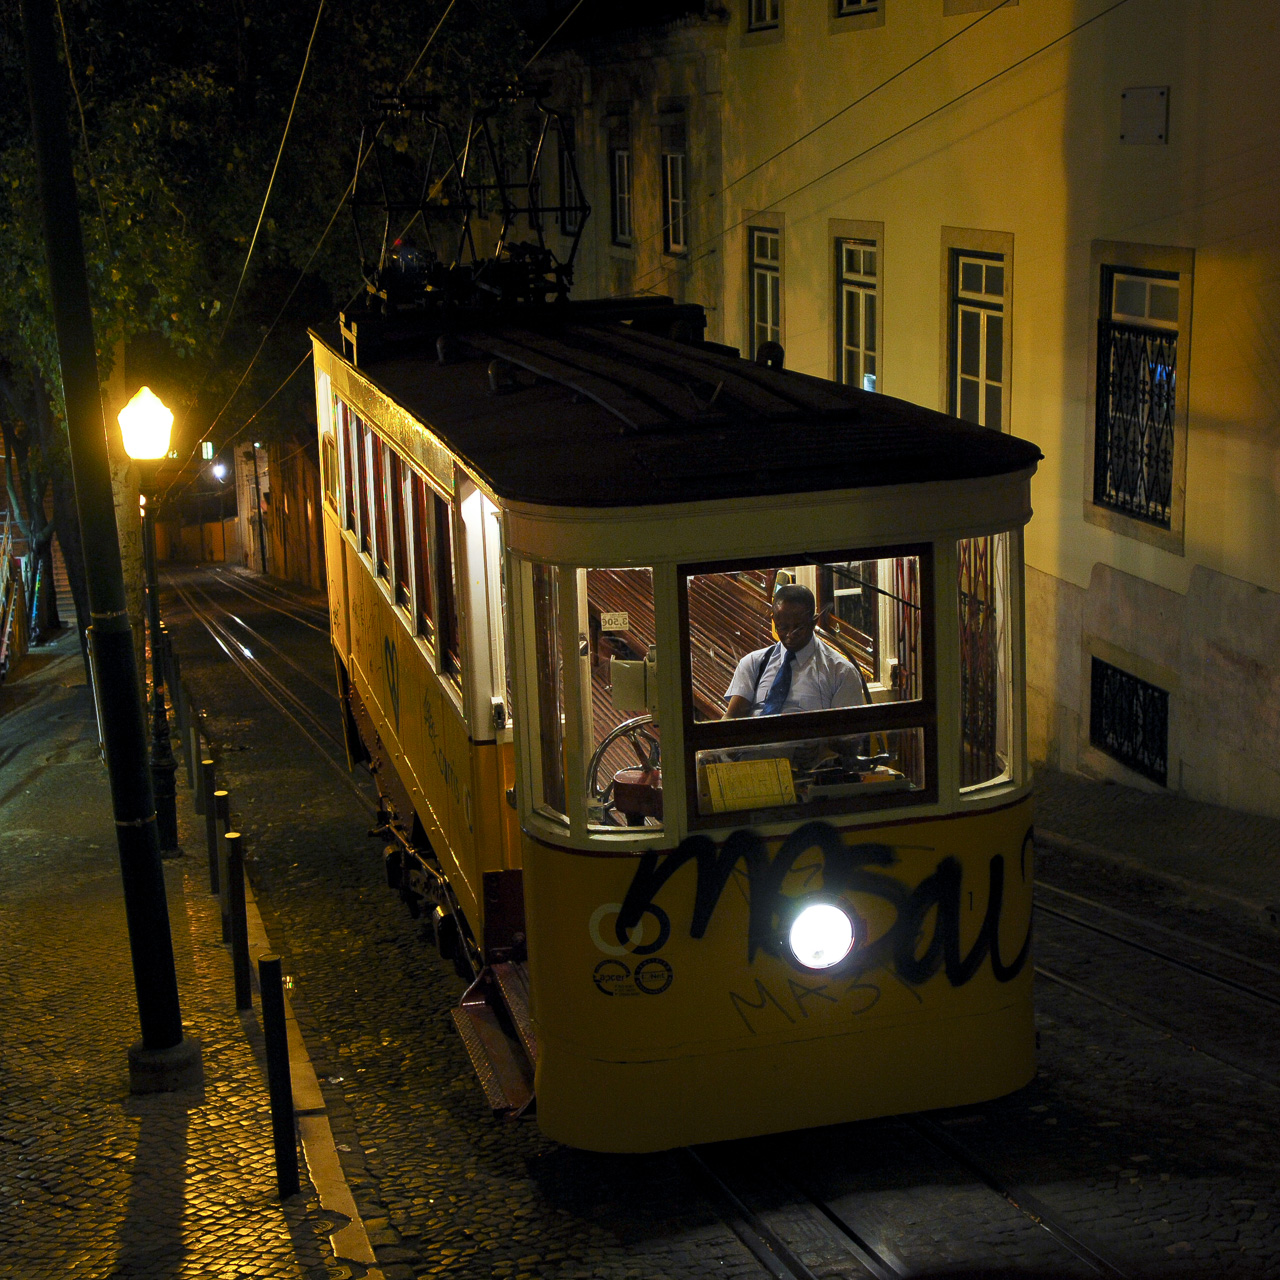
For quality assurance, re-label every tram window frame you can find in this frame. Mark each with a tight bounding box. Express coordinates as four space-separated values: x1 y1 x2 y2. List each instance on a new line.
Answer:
409 472 436 646
321 434 338 511
435 491 462 682
677 542 938 828
389 451 410 609
354 416 371 555
336 398 356 533
372 437 390 579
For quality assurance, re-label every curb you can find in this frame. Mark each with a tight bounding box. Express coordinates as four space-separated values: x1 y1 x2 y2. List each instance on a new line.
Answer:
1036 826 1280 934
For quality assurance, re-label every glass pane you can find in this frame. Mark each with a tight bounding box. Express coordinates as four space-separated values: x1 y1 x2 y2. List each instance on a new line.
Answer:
958 533 1013 789
845 350 858 386
531 563 567 818
390 455 409 606
863 248 876 277
985 313 1003 382
960 377 979 423
844 288 860 349
1114 276 1147 319
865 292 877 354
685 553 921 723
435 493 461 679
959 308 981 377
355 420 370 554
585 568 661 829
372 441 389 578
769 275 780 338
862 358 875 393
843 244 859 276
1149 282 1179 323
985 264 1004 297
695 727 927 818
985 383 1002 431
411 476 434 641
960 260 983 294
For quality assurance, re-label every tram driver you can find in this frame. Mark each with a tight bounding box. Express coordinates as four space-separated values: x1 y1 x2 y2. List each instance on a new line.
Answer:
723 584 865 718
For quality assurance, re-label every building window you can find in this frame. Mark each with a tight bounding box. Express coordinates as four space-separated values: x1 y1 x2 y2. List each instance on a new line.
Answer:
558 118 583 235
837 238 878 392
749 227 781 357
662 152 688 254
611 148 632 245
1090 656 1168 786
951 252 1006 429
748 0 780 29
1093 267 1180 528
835 0 877 12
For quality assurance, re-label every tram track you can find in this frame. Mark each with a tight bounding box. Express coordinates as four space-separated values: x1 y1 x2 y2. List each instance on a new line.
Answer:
690 1113 1141 1280
205 565 331 634
168 575 377 814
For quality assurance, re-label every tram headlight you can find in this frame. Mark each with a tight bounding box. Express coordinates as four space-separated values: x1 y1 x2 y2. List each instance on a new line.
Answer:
787 901 855 970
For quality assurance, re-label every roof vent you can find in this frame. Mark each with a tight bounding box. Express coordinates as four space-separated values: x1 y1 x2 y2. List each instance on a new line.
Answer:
755 341 785 371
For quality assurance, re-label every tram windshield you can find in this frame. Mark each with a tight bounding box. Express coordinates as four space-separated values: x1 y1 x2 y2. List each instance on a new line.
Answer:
682 546 936 822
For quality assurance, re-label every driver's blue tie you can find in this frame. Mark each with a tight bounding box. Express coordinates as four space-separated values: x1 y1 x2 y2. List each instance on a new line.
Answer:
761 649 795 715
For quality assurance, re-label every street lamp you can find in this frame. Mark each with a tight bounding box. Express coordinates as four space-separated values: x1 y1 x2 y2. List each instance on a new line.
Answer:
120 386 180 854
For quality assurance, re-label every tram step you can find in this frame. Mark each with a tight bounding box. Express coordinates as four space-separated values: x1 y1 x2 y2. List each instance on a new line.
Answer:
451 991 534 1115
491 961 538 1066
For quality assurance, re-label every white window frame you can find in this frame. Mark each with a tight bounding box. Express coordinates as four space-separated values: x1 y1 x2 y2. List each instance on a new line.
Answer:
611 147 632 245
662 151 688 255
837 236 879 392
749 225 782 357
747 0 780 31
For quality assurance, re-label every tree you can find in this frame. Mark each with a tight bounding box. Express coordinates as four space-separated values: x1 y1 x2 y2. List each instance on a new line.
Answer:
0 0 529 648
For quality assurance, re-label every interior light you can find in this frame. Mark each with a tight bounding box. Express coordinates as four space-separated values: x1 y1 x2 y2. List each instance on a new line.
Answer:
118 386 174 460
788 902 855 970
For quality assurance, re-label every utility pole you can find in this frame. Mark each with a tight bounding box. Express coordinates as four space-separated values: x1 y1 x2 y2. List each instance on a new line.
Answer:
21 0 201 1091
250 443 270 575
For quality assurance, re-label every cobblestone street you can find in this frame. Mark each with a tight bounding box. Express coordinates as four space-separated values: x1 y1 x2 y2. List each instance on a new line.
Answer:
4 565 1280 1279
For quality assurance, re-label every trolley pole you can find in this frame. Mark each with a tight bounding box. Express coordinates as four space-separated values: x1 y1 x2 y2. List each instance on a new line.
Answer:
21 0 201 1091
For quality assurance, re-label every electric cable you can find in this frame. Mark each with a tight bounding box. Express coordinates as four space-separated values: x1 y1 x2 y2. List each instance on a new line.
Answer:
162 0 460 501
624 0 1135 298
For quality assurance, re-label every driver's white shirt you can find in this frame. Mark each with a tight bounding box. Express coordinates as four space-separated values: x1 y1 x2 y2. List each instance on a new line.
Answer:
724 636 865 716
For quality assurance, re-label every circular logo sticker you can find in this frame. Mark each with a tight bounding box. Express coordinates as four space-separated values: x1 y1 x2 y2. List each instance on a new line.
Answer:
592 959 632 996
633 957 674 995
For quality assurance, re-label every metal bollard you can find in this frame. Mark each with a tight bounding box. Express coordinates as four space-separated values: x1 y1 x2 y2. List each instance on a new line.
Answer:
215 790 231 943
201 760 219 895
226 832 252 1011
192 725 206 816
258 954 300 1198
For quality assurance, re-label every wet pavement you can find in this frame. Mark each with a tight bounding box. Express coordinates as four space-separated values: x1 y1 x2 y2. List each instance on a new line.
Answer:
3 562 1280 1279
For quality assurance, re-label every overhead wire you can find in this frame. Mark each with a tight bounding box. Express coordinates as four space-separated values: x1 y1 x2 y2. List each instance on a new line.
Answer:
624 0 1136 297
177 0 591 501
162 0 460 500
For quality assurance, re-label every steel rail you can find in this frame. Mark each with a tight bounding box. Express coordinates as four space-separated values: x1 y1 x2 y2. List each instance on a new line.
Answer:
1035 901 1280 1009
205 566 331 635
211 565 331 620
186 578 335 699
1035 963 1280 1093
170 579 376 814
1036 879 1280 980
905 1115 1136 1279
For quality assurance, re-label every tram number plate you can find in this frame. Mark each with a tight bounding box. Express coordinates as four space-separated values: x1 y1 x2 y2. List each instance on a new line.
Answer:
600 612 629 631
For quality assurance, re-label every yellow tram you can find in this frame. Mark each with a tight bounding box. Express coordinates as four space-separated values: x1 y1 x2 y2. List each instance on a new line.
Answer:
311 300 1041 1152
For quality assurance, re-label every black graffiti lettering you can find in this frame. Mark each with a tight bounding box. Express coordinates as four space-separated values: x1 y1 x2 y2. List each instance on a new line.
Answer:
787 978 838 1017
728 978 796 1034
622 820 1032 991
844 982 883 1016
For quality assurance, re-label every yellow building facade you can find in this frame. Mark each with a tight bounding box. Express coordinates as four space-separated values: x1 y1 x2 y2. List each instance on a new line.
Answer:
562 0 1280 818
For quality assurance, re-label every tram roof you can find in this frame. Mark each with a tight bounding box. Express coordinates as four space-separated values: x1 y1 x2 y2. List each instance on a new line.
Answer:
323 318 1042 509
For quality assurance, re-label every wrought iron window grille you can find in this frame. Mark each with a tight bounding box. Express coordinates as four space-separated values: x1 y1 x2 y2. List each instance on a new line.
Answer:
1089 656 1169 786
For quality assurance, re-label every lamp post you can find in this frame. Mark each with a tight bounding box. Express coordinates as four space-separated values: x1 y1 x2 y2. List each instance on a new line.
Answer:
21 0 200 1092
119 387 180 855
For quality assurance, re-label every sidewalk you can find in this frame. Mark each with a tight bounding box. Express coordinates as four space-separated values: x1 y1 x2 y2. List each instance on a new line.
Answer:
0 631 346 1280
1034 764 1280 926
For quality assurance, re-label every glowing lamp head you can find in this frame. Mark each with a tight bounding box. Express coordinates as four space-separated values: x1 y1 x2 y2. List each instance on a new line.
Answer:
118 386 174 460
212 462 227 481
788 901 855 971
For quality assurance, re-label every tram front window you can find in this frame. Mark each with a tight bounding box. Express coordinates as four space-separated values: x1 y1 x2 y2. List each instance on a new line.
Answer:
586 567 661 831
683 547 935 822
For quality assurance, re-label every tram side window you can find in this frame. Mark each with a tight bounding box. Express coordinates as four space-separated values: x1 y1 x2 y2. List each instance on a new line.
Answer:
583 568 661 831
682 548 935 822
958 532 1013 790
321 434 338 510
336 398 356 532
435 492 462 681
354 416 371 554
389 452 410 608
410 474 435 644
530 562 567 820
372 439 390 579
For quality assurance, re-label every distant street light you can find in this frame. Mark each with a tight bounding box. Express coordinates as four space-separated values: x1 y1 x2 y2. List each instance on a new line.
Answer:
212 461 227 481
120 387 180 854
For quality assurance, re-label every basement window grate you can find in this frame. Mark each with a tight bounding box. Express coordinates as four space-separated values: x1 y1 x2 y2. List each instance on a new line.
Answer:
1089 656 1168 786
